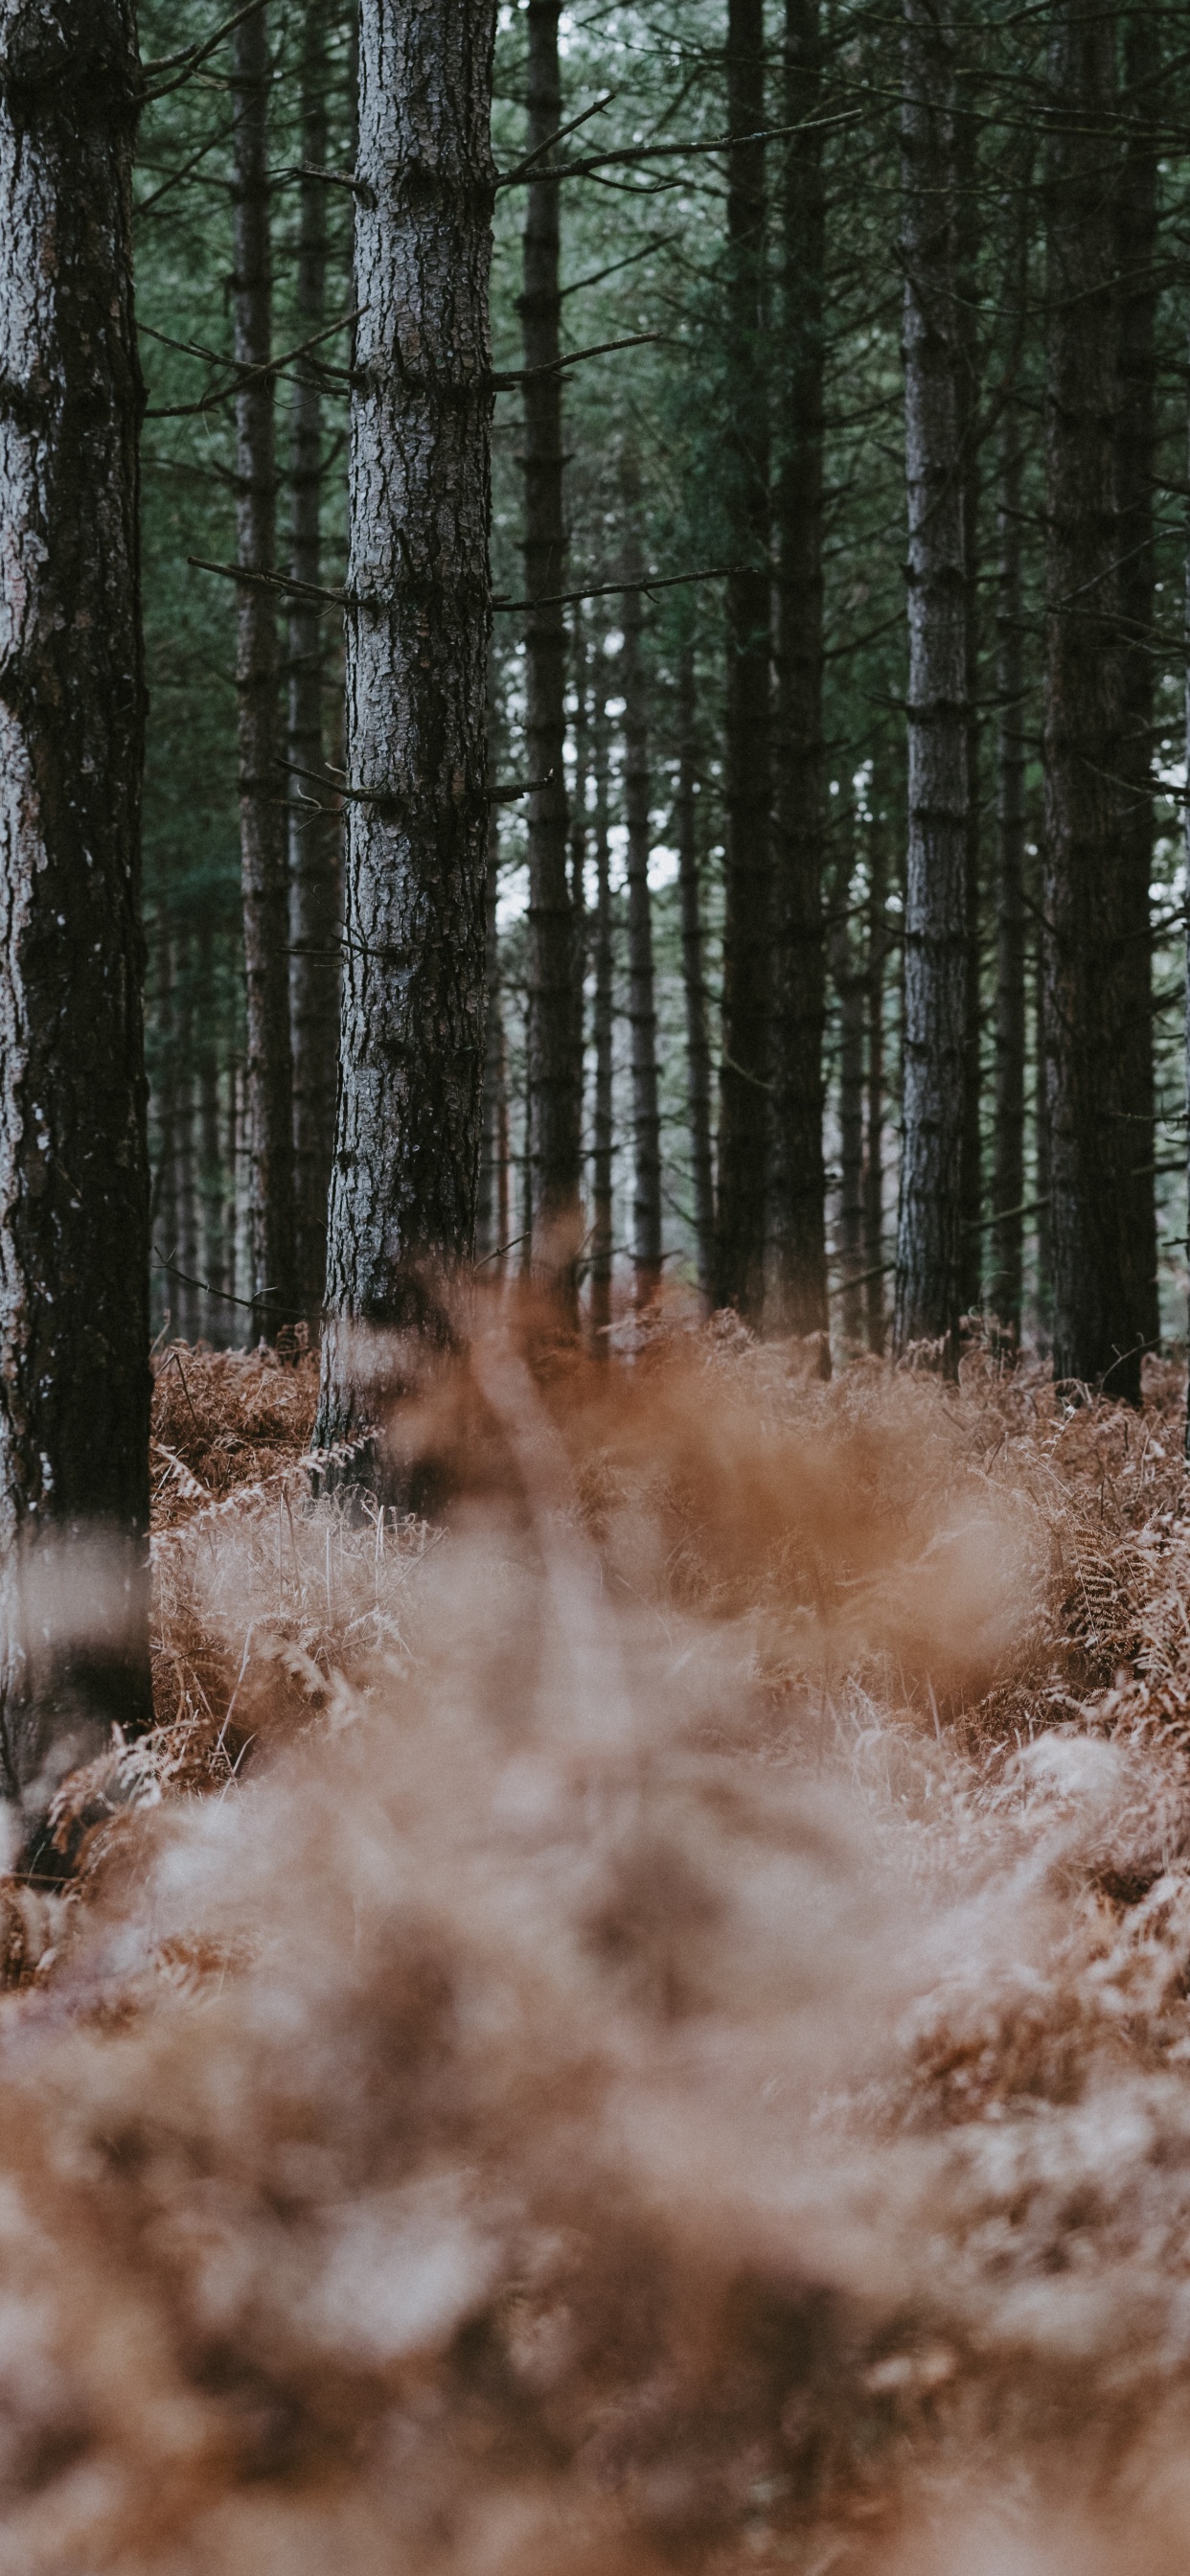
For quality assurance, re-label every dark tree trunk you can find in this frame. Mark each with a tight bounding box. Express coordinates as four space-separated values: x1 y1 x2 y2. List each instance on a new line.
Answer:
771 0 828 1344
589 679 615 1344
956 91 982 1319
992 385 1026 1343
199 937 226 1344
0 0 150 1804
864 812 888 1354
521 0 579 1280
233 0 295 1343
675 645 715 1303
287 0 340 1329
174 936 199 1344
715 0 771 1320
315 0 495 1450
622 544 663 1310
477 678 505 1269
1033 852 1051 1341
1116 4 1160 1355
154 922 178 1331
1042 0 1135 1398
894 0 969 1368
830 871 865 1350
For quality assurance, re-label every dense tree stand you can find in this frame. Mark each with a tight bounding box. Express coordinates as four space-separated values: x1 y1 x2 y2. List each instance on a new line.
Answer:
314 0 495 1458
0 0 150 1803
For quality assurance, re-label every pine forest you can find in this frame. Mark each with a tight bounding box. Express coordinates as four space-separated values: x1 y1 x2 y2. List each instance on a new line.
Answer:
3 1 1190 2566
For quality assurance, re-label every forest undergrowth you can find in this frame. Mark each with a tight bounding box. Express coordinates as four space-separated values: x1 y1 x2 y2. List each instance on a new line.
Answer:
2 1310 1190 2567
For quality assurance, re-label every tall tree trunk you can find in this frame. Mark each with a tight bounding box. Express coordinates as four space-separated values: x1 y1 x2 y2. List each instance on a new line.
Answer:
589 679 615 1344
521 0 579 1285
864 810 888 1354
1042 0 1135 1398
0 0 150 1805
992 384 1026 1342
771 0 828 1345
315 0 495 1453
831 871 865 1350
1116 3 1159 1356
477 671 506 1268
675 644 715 1302
956 89 982 1318
174 936 199 1343
894 0 969 1368
715 0 771 1320
287 0 340 1329
1033 853 1051 1342
233 0 295 1342
154 922 178 1332
200 1032 225 1344
622 539 663 1310
1183 325 1190 1456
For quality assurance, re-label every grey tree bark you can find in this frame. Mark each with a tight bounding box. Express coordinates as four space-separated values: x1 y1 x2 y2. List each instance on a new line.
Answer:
714 0 771 1320
893 0 969 1368
771 0 828 1345
1042 0 1136 1398
314 0 495 1450
0 0 151 1808
522 0 580 1285
287 0 341 1328
233 0 295 1342
477 665 507 1267
864 810 888 1355
1115 3 1159 1356
198 930 226 1341
675 644 715 1304
830 859 865 1350
956 88 982 1319
622 536 663 1310
589 677 614 1344
991 386 1026 1342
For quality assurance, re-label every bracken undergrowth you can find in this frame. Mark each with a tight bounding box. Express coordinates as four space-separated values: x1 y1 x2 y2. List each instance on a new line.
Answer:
0 1308 1189 2569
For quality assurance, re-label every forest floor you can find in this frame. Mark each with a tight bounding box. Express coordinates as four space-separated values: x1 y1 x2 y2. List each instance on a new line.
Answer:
1 1312 1190 2569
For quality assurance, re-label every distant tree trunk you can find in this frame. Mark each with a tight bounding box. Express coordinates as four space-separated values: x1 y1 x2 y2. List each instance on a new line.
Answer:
715 0 771 1320
956 90 982 1319
622 541 663 1310
1116 4 1159 1355
864 810 888 1354
154 924 178 1330
522 0 579 1286
894 0 969 1368
199 936 225 1343
1043 0 1135 1398
590 678 615 1343
675 644 715 1303
478 668 507 1269
771 0 828 1346
174 937 199 1343
992 385 1026 1343
0 0 151 1805
831 873 865 1350
229 1066 244 1323
233 0 295 1343
287 0 340 1329
1033 854 1051 1340
314 0 495 1452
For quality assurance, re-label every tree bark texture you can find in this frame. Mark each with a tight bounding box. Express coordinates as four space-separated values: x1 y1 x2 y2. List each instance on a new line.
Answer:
287 0 341 1328
956 87 981 1318
622 554 662 1309
589 680 614 1344
521 0 580 1276
991 388 1026 1342
152 920 178 1331
0 0 151 1804
864 812 888 1354
1115 3 1159 1355
233 0 295 1341
830 868 865 1350
477 665 506 1266
894 0 969 1368
1042 0 1136 1398
675 645 715 1303
771 0 828 1343
198 932 226 1340
315 0 494 1449
715 0 771 1320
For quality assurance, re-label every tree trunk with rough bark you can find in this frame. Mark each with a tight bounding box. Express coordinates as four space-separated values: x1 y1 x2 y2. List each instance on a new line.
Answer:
894 0 969 1368
314 0 494 1452
831 864 865 1351
1042 0 1135 1399
864 811 888 1354
287 0 340 1329
199 932 226 1342
675 645 715 1303
956 89 982 1319
0 0 151 1808
477 670 506 1268
1116 4 1159 1357
522 0 579 1284
589 678 614 1344
991 385 1026 1343
771 0 828 1345
622 543 662 1310
715 0 771 1320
